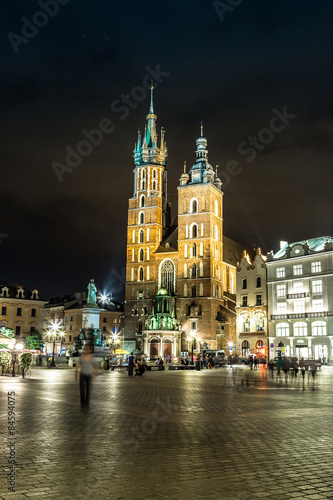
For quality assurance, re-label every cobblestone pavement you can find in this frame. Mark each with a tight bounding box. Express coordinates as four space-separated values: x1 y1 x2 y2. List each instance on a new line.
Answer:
1 365 333 500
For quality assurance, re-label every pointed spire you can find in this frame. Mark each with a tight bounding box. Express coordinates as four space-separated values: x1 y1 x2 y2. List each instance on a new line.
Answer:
184 161 187 173
201 121 204 137
149 81 154 115
215 165 219 176
137 128 141 149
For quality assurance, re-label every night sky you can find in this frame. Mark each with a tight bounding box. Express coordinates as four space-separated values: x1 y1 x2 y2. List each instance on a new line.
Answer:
1 0 333 300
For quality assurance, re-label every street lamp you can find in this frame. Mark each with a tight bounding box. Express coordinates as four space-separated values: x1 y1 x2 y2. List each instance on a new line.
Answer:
48 320 64 368
187 330 196 365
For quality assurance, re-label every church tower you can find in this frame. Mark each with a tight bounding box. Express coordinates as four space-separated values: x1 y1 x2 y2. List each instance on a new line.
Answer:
124 86 171 350
177 125 224 350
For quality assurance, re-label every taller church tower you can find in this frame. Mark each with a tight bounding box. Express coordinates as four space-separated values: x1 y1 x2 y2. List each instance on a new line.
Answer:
124 87 171 350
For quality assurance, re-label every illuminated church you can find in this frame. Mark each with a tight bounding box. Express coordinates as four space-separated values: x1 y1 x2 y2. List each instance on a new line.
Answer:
123 88 243 359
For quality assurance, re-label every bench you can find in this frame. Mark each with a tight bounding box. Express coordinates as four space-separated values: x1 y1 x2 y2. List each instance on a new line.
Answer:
111 365 128 371
146 365 162 371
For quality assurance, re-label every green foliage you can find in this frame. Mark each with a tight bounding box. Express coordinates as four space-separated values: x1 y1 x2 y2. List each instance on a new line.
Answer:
25 330 44 350
0 351 12 366
19 352 33 370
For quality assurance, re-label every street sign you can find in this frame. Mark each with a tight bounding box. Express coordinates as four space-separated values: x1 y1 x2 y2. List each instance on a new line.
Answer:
270 343 274 348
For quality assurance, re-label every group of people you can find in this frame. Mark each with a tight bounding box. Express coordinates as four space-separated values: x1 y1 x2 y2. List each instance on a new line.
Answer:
155 357 164 370
267 356 319 382
127 352 147 377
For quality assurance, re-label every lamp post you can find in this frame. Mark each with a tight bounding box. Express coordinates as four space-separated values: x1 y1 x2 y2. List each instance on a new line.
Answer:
49 321 64 368
187 330 196 365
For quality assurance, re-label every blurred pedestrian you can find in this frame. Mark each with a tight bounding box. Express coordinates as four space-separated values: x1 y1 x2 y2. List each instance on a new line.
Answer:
128 352 135 377
75 344 97 409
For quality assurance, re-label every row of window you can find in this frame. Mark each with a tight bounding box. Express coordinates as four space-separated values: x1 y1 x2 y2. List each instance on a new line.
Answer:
183 198 220 217
133 247 151 262
276 299 325 314
275 321 327 336
241 295 262 307
183 283 222 298
0 288 39 299
1 306 37 317
277 279 323 296
132 228 150 243
131 287 150 300
276 261 322 278
242 277 262 289
242 317 265 332
8 325 37 336
139 168 159 192
131 266 151 282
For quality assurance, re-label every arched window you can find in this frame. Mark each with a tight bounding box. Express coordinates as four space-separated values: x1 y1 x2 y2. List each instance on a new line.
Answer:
132 249 135 261
147 266 150 280
191 285 197 298
184 284 188 297
131 268 135 281
139 248 144 262
312 321 326 336
139 229 144 243
192 263 197 279
147 248 150 261
256 314 264 332
199 262 204 277
242 340 250 356
152 181 156 190
191 224 198 238
200 242 204 257
192 243 197 258
141 169 146 190
184 243 188 258
243 316 250 332
242 279 247 290
191 198 198 213
276 323 289 337
138 266 144 281
140 195 145 207
199 283 204 296
294 322 307 337
184 263 188 278
201 223 204 237
152 168 157 179
132 230 136 243
147 228 150 242
186 225 189 238
139 212 144 224
159 259 175 294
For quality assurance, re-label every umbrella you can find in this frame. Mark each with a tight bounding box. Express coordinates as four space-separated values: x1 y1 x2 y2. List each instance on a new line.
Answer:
115 349 129 354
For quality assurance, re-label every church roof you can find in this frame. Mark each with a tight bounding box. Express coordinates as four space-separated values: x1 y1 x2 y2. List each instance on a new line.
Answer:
273 236 333 259
155 220 178 253
223 236 244 267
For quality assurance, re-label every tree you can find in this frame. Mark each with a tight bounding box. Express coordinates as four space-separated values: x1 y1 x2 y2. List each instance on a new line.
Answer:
25 330 44 350
0 327 15 349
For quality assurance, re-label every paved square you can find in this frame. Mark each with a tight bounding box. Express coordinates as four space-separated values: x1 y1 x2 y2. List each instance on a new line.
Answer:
1 366 333 499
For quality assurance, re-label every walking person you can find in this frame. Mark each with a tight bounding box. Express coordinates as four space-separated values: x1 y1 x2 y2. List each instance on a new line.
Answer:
75 344 97 409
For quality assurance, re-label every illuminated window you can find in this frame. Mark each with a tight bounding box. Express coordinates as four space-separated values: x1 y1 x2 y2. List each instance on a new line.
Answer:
311 262 321 273
294 322 307 336
294 301 305 313
184 263 188 278
200 242 204 257
147 228 150 242
293 281 303 293
312 280 322 294
242 340 250 356
191 199 198 213
312 299 323 311
293 264 303 276
132 230 136 243
147 266 150 280
199 283 203 296
243 316 250 332
276 267 285 278
131 268 135 281
159 259 175 294
147 248 150 261
276 323 289 337
277 302 287 314
184 243 188 258
132 249 135 261
201 223 204 237
312 321 326 336
199 262 204 277
277 284 286 297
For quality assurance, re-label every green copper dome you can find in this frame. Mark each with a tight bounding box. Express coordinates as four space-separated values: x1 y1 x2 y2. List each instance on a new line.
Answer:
156 287 169 296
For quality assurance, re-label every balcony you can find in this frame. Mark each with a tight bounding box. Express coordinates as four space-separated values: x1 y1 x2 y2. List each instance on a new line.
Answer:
239 330 266 336
271 311 328 320
286 292 309 300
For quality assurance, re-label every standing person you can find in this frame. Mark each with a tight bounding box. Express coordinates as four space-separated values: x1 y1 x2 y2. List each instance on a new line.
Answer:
268 359 274 379
141 355 147 372
159 357 164 371
128 352 135 377
75 344 97 409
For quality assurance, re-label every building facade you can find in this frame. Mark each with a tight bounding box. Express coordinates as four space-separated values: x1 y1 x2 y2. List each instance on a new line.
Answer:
267 237 333 363
43 291 124 353
235 249 267 358
0 282 47 340
123 88 243 359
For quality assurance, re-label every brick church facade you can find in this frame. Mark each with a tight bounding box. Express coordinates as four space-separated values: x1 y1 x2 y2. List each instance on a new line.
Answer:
123 87 243 359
